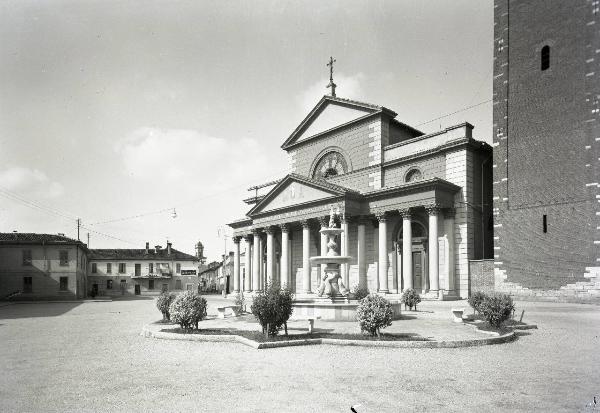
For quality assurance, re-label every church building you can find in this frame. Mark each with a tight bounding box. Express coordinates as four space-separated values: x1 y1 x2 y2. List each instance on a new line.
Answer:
229 75 492 300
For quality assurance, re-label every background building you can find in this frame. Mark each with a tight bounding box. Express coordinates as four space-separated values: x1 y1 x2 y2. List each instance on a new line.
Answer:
87 242 199 297
0 233 88 300
229 94 492 299
199 261 221 293
491 0 600 301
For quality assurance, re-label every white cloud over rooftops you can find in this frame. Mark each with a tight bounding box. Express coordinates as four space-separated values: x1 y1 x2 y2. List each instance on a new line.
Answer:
0 166 64 199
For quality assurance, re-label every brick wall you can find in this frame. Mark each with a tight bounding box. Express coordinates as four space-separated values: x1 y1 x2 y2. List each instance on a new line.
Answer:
383 154 446 188
492 0 600 302
469 259 495 294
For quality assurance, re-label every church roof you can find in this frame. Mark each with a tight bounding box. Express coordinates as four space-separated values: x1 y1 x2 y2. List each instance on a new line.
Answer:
246 173 360 217
281 95 397 150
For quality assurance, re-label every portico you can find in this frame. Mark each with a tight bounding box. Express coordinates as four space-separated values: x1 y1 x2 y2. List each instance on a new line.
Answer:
229 174 460 299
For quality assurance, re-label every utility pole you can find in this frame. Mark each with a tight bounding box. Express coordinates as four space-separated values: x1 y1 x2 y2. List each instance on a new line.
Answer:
77 218 81 241
87 233 90 248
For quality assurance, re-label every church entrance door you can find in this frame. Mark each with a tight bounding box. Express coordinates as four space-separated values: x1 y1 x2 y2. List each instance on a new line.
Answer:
413 251 423 291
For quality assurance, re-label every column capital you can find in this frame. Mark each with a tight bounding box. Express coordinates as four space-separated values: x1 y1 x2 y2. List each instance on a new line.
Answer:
398 208 412 219
251 227 262 236
233 236 242 244
301 219 311 229
317 216 328 228
425 204 443 215
243 233 253 242
280 223 290 233
374 211 387 222
264 226 276 235
356 215 370 226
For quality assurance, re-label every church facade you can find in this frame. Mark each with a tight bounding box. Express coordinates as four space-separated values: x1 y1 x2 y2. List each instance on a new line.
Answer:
229 95 493 300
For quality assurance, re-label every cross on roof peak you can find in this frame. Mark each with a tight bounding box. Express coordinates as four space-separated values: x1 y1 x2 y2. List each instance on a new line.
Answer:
326 56 337 97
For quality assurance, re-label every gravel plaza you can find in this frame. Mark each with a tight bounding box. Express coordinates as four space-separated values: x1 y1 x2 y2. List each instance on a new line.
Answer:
0 296 598 412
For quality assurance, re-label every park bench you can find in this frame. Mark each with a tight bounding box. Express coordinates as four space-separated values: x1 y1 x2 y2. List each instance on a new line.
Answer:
451 308 465 323
217 305 241 319
291 316 321 334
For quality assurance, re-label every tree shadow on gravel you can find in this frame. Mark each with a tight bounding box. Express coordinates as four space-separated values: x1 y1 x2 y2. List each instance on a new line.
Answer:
0 302 83 319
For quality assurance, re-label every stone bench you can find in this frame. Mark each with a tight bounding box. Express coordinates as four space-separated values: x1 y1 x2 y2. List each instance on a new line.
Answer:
217 305 241 319
451 308 465 323
291 316 321 333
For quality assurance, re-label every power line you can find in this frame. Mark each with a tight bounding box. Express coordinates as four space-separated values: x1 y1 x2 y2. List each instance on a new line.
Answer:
415 99 492 127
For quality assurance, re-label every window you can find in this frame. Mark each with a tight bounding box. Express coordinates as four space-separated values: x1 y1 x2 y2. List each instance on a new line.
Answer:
176 263 181 274
543 214 548 233
135 263 141 277
162 284 168 292
23 277 32 293
91 263 97 273
22 250 32 266
405 169 422 182
59 277 68 291
175 280 182 290
119 263 126 273
59 250 69 266
106 263 112 274
149 263 154 274
106 280 113 289
149 280 154 290
313 151 348 180
541 45 550 71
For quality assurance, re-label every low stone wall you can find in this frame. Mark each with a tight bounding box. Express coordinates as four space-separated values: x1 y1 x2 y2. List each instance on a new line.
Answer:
469 259 495 294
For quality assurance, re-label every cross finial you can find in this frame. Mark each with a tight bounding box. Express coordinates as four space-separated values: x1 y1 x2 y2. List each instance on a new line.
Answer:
326 56 337 97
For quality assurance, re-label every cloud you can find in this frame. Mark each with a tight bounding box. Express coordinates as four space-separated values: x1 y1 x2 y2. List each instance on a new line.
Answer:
296 72 367 113
115 127 274 194
0 167 64 198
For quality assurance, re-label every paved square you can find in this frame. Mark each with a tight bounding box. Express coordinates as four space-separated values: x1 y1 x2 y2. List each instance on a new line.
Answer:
0 297 598 412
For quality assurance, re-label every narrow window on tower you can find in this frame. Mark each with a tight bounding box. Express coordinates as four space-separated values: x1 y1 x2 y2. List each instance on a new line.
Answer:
541 45 550 71
543 215 547 233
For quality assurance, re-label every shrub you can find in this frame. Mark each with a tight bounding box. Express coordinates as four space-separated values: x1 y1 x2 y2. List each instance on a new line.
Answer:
156 292 176 320
401 288 421 311
250 283 294 336
168 291 207 330
468 291 487 315
356 294 394 337
350 284 369 301
480 293 515 329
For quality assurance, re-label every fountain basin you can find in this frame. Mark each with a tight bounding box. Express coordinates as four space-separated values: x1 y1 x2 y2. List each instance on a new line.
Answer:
293 297 402 321
309 256 352 265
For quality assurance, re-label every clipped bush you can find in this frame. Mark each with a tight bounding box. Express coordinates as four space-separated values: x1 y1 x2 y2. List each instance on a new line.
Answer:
468 291 487 315
156 292 176 320
356 294 394 337
250 283 294 336
350 284 369 301
480 293 515 329
168 291 207 330
401 288 421 311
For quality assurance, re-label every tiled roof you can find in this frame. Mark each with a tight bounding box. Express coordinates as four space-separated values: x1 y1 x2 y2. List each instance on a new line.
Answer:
88 248 198 261
0 232 82 244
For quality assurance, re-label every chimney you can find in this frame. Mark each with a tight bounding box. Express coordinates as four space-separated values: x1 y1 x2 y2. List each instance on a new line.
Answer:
155 245 161 254
145 242 149 254
167 242 172 255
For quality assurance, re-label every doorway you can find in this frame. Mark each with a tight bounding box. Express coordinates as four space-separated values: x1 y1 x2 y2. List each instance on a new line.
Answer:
92 283 98 296
412 251 423 290
134 284 141 295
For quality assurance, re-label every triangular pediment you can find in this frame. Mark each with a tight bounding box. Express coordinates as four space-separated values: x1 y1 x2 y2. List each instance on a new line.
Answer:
281 96 387 149
248 175 347 216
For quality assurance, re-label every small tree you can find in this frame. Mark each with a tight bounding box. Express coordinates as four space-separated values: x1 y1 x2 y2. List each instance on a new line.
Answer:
356 294 394 337
468 291 487 315
250 283 294 337
169 291 207 331
350 284 369 301
480 293 515 329
234 293 246 313
401 288 421 311
156 292 176 321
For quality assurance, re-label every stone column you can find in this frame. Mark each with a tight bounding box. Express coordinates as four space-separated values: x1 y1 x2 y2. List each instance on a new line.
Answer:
301 220 311 294
265 226 275 285
400 209 413 290
341 214 350 289
427 205 440 294
357 217 367 290
233 236 241 293
376 212 389 293
445 208 456 293
280 224 290 288
318 217 328 278
244 234 252 292
252 229 261 292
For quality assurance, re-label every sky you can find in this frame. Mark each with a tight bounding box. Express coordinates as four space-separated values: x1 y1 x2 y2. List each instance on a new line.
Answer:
0 0 493 260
